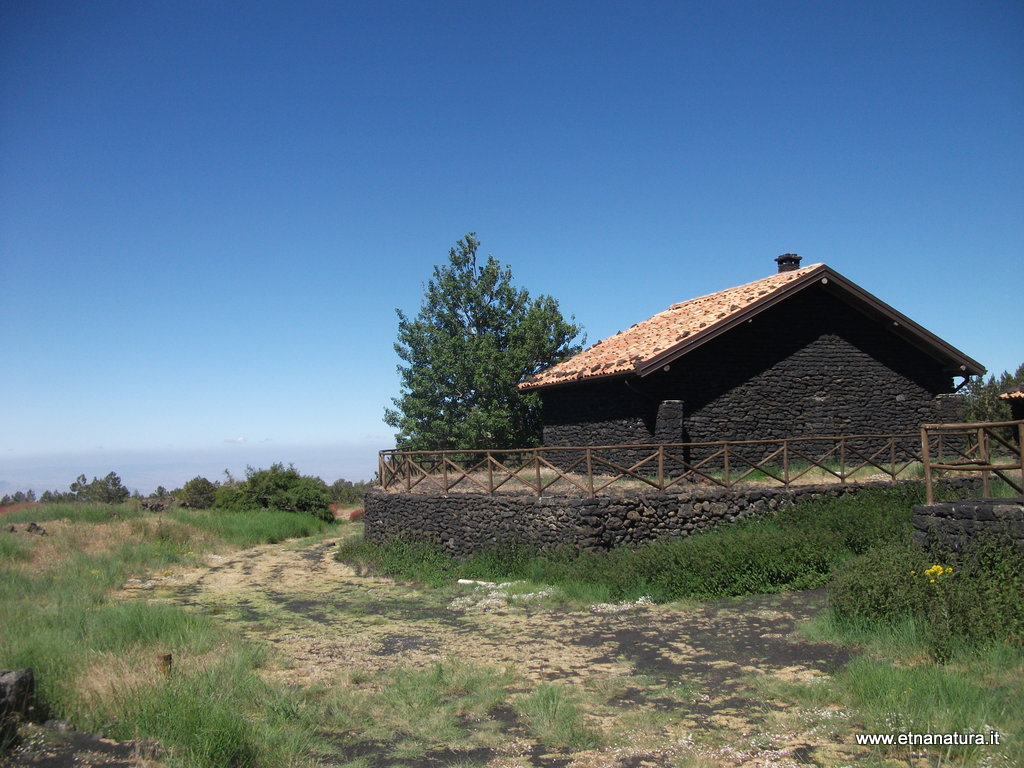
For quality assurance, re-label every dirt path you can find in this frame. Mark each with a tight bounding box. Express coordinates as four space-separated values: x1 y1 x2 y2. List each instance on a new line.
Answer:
112 534 875 767
129 539 848 687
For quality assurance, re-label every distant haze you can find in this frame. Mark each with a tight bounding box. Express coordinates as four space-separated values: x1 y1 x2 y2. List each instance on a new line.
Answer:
0 441 381 497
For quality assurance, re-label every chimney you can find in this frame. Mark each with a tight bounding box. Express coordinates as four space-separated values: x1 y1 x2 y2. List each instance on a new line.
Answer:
775 253 801 273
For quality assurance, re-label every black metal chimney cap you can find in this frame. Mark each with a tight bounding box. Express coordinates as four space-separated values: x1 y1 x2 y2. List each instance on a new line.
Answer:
775 253 801 272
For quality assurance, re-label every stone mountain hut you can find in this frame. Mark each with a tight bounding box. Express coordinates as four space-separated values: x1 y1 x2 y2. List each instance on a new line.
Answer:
518 255 985 449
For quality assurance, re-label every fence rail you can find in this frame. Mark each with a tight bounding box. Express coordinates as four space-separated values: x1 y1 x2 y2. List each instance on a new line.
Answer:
380 432 946 497
921 419 1024 504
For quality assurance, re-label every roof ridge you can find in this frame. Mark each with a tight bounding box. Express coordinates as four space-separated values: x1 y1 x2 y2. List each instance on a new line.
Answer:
665 262 826 310
519 263 828 390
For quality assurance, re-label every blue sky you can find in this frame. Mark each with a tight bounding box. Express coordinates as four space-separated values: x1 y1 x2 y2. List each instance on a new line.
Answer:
2 0 1021 494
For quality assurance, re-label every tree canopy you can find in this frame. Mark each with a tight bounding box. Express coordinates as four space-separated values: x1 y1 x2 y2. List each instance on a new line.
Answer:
68 472 130 504
213 463 333 520
384 234 584 450
963 362 1024 423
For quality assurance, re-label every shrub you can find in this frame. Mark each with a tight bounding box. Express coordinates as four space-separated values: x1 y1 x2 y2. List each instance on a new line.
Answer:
829 533 1024 660
179 476 218 509
828 540 928 627
213 463 332 521
329 479 373 506
213 484 248 511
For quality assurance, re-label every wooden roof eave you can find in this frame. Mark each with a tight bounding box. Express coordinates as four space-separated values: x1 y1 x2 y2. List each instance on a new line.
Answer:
813 269 986 377
521 367 636 393
635 265 986 379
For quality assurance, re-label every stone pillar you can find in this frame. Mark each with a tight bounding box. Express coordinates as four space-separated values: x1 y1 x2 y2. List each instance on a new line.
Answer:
655 400 685 444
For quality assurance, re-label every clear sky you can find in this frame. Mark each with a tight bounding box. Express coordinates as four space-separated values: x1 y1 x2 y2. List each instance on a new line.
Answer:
2 0 1021 495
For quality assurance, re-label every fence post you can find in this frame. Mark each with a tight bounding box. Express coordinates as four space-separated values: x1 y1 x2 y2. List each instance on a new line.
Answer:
979 427 990 497
405 455 411 492
1019 422 1024 494
723 442 730 487
783 439 790 486
921 426 934 505
535 449 542 496
657 445 665 491
379 454 386 489
586 447 594 498
487 452 493 493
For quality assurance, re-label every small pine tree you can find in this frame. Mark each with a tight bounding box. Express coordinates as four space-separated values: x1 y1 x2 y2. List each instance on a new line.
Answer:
385 233 583 450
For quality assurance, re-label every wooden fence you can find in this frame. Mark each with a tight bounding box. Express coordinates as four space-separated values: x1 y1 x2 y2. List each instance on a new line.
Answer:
921 419 1024 503
379 432 934 497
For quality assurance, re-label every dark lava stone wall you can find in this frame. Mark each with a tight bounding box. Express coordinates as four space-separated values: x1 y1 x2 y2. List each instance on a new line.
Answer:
540 284 963 452
367 483 868 557
913 498 1024 551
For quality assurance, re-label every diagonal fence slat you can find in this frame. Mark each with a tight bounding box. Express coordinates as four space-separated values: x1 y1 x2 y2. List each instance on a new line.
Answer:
535 454 591 495
486 454 541 494
660 448 729 488
442 455 490 493
590 450 663 493
727 446 787 485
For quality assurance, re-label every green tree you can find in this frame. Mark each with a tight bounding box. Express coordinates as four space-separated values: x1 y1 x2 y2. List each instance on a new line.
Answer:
329 478 372 506
384 234 583 450
40 489 72 503
178 476 218 509
963 362 1024 423
68 472 130 504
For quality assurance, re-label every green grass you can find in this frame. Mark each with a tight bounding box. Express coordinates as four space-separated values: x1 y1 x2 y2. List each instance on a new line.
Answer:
789 620 1024 766
106 645 325 768
779 515 1024 767
2 501 144 524
0 504 337 768
0 533 31 561
168 508 332 547
517 683 601 751
323 660 515 758
3 503 332 545
6 483 1016 766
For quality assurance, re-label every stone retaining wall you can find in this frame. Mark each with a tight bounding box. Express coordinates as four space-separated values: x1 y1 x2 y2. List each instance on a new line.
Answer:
912 498 1024 551
365 482 915 557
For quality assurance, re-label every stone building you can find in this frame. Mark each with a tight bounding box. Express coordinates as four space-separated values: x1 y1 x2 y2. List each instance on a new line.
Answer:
519 255 985 449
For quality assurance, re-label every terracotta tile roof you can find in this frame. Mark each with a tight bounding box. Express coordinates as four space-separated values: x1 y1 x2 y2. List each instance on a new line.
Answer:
520 263 827 390
998 390 1024 400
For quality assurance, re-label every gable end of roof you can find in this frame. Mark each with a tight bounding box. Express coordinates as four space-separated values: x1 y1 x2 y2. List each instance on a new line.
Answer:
518 263 985 391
